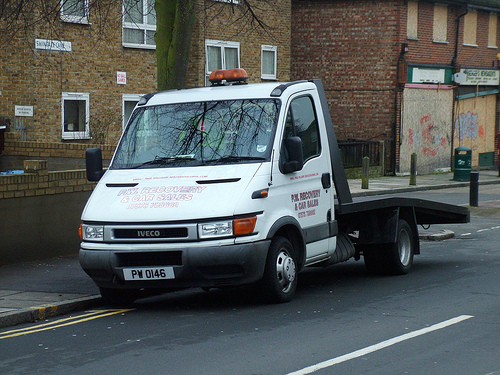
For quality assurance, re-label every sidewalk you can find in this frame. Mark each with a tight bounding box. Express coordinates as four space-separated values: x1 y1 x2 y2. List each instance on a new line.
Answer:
1 169 499 328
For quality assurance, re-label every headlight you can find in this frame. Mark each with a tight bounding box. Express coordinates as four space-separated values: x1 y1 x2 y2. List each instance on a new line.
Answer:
198 221 233 239
198 216 257 239
82 224 104 241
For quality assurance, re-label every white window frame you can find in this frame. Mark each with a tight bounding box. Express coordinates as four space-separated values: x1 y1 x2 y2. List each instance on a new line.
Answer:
122 0 156 49
205 40 241 85
61 92 90 140
60 0 90 24
261 45 277 80
122 94 144 130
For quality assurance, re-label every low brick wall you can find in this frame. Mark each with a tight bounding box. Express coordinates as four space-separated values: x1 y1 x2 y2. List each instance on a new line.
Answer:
0 157 98 265
1 132 115 171
0 160 95 199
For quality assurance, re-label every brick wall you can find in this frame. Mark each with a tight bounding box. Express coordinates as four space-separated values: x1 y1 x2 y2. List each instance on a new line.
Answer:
291 0 500 174
291 0 401 143
191 0 291 86
404 2 500 67
1 132 115 171
0 0 291 148
0 2 157 144
0 159 96 200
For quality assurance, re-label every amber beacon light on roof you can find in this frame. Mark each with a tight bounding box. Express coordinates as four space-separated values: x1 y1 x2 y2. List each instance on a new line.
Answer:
209 68 249 85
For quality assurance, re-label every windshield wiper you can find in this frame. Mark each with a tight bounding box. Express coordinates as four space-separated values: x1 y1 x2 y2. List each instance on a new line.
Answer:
131 155 197 169
204 155 266 164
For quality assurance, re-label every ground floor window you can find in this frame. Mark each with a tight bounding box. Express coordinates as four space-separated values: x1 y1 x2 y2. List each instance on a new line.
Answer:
261 45 277 80
62 92 90 140
122 94 143 129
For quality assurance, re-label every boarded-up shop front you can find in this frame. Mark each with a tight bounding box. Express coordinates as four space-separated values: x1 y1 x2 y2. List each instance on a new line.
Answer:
400 86 454 174
454 92 498 168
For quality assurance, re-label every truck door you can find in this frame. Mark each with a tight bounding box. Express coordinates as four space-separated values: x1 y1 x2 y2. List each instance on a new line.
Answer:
277 93 335 263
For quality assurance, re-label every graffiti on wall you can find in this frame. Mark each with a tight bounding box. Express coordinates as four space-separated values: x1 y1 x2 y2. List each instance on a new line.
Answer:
454 112 483 140
408 113 449 157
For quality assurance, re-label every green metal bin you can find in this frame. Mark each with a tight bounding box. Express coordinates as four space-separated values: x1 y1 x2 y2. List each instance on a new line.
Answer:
453 147 472 181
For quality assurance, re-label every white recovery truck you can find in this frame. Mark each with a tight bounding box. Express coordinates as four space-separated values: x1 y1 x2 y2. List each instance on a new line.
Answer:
79 69 469 304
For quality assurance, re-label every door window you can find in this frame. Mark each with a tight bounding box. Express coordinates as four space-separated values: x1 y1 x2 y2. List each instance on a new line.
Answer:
283 96 321 162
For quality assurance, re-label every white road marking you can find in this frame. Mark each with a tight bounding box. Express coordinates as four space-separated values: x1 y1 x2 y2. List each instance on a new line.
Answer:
287 315 474 375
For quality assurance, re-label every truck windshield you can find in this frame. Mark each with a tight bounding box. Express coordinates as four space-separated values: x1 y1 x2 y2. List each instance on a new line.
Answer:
111 99 280 169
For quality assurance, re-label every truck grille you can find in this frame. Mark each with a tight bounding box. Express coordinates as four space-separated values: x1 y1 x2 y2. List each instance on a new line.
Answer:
104 223 198 242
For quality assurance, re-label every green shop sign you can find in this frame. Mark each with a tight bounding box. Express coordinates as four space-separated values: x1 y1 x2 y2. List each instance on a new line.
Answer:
407 66 453 84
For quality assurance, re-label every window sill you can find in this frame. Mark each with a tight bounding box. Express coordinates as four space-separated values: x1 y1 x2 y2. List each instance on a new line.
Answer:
60 16 90 25
432 40 449 44
463 43 478 47
406 37 419 41
62 134 91 141
122 43 156 50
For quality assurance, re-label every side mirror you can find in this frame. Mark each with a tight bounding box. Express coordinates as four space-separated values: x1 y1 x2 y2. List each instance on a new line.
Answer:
281 136 304 174
86 148 104 181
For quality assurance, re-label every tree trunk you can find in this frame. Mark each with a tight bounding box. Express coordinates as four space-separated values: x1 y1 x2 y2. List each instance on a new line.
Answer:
155 0 196 91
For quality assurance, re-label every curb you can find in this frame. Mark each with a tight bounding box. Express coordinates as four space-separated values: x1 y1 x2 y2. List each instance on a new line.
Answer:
349 177 499 198
0 295 102 329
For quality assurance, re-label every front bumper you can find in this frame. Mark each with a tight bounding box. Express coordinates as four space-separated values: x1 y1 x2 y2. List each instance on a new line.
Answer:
79 240 270 290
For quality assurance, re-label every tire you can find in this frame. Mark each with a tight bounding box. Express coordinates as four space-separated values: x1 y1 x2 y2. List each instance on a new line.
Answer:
363 219 415 275
260 236 298 303
363 244 385 274
386 219 414 275
99 287 139 306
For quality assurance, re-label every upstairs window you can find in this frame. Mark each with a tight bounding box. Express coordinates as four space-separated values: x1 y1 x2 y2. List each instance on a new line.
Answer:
433 4 448 43
123 0 156 49
261 45 277 80
489 13 498 48
205 40 240 85
60 0 89 24
407 1 418 40
463 10 478 46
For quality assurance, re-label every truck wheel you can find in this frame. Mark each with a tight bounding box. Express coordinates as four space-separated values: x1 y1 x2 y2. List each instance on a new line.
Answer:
363 219 415 275
260 236 298 303
99 287 139 306
386 219 414 275
363 245 384 274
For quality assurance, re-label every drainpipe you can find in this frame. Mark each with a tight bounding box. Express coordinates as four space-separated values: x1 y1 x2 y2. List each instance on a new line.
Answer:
452 5 468 69
451 5 469 169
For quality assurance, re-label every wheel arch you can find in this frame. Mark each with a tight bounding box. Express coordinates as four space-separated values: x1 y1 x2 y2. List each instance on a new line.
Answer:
266 216 306 270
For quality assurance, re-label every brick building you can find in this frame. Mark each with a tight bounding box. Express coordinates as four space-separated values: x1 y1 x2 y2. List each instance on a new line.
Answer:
292 0 500 174
0 0 291 169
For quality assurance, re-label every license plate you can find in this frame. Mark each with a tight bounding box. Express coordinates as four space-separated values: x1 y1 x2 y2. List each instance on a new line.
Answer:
123 267 175 280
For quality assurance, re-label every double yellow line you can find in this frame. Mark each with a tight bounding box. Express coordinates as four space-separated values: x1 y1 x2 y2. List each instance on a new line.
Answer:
0 309 134 340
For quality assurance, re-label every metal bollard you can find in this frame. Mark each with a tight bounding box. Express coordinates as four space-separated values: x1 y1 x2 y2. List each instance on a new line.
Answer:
470 172 479 207
409 153 417 186
361 156 369 189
